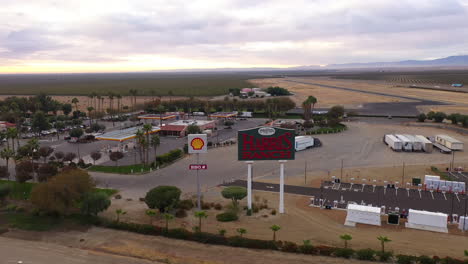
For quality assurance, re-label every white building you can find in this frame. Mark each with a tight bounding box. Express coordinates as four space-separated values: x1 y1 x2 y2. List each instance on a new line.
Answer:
405 209 448 233
345 204 382 227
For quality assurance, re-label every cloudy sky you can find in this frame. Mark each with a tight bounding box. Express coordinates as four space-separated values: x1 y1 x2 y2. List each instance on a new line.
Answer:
2 0 468 73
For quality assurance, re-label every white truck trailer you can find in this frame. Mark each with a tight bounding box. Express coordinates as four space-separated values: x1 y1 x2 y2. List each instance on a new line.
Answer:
395 134 413 152
435 135 464 151
415 135 433 153
295 136 314 151
384 134 402 151
404 134 423 151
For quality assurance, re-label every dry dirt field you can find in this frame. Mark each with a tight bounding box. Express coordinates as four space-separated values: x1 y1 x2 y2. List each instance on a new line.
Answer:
250 77 468 113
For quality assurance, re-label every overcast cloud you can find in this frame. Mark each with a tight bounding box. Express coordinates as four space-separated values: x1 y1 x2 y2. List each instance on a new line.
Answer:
1 0 468 72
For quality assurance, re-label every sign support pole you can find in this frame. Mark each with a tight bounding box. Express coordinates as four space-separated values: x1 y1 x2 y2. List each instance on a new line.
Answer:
196 153 201 210
246 161 253 210
279 160 286 214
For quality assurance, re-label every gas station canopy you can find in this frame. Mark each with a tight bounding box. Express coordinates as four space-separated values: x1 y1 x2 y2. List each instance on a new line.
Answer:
96 126 160 142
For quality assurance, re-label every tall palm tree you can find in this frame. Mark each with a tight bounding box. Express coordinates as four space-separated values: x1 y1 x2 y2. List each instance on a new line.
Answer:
0 148 15 180
340 234 352 249
116 94 122 115
108 92 115 127
151 134 160 165
302 96 317 122
155 105 166 126
135 129 145 164
142 124 153 164
129 89 138 111
6 127 17 152
87 106 94 126
96 95 102 113
71 97 79 112
377 236 391 253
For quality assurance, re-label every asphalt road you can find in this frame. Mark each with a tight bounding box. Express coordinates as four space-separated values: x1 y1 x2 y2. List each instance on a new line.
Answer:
223 180 468 216
285 79 448 116
0 236 156 264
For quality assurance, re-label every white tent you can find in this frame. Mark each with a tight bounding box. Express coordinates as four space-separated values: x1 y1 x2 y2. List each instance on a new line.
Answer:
405 209 448 233
345 204 381 227
459 216 468 231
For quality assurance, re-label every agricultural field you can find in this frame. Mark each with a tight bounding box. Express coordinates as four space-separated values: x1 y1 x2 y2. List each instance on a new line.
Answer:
331 70 468 86
0 72 264 96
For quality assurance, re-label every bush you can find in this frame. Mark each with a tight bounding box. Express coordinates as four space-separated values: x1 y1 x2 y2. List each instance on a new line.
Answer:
271 209 276 215
104 220 162 236
0 184 12 204
418 255 436 264
334 248 355 259
214 203 222 210
175 209 187 218
191 232 228 245
156 149 183 166
377 251 394 262
81 192 111 216
216 211 238 222
315 245 335 256
417 113 427 122
165 228 191 240
281 241 299 253
145 186 181 212
221 186 247 207
439 257 465 264
227 236 278 250
396 254 416 264
433 112 447 123
356 248 376 261
177 199 194 210
201 201 211 210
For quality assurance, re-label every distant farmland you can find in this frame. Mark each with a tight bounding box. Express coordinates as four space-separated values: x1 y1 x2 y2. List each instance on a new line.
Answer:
0 72 266 96
330 70 468 85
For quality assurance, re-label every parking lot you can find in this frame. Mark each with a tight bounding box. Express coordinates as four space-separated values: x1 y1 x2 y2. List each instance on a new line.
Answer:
224 179 468 216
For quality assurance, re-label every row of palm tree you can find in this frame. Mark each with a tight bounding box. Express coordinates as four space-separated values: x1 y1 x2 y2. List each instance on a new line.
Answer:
135 124 160 166
340 233 392 253
0 127 20 152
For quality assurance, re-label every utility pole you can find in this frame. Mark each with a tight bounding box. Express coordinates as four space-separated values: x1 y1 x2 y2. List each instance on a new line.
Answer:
450 151 455 171
402 162 405 184
304 160 307 185
340 159 344 182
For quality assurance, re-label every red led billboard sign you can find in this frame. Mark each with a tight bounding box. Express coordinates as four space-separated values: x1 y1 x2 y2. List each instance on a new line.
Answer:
238 127 295 161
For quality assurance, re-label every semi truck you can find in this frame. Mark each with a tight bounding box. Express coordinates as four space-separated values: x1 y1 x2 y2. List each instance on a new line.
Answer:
384 134 402 151
395 134 413 152
295 136 314 151
435 135 464 150
415 135 433 153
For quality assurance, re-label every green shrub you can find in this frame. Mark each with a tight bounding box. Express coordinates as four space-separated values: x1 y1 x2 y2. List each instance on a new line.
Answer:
214 203 222 210
104 220 163 236
315 245 335 256
175 209 187 218
191 232 228 245
177 199 194 210
145 186 181 212
227 236 278 250
439 257 465 264
165 228 191 240
246 209 252 216
156 149 183 166
334 248 355 259
377 251 394 262
418 255 436 264
396 254 416 264
216 211 238 222
0 184 12 203
80 192 111 216
298 240 314 254
6 204 17 212
356 248 376 261
271 209 277 215
221 186 247 207
281 241 299 253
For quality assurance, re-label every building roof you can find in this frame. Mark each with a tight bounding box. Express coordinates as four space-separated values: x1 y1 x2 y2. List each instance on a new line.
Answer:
96 126 160 142
160 125 186 132
169 119 215 126
138 114 177 120
347 204 381 214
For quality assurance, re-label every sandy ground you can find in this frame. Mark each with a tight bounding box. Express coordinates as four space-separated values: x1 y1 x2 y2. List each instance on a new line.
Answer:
250 77 468 113
4 227 372 264
249 78 412 108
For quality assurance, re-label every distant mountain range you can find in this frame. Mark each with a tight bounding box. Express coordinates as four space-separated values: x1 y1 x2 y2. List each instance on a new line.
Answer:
326 55 468 69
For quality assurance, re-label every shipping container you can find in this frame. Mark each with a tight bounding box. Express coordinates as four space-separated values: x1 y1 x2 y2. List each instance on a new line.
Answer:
415 135 433 153
395 134 413 151
384 134 402 151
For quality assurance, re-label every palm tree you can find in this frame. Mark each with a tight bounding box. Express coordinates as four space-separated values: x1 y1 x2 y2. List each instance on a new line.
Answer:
270 225 281 241
135 129 146 164
6 127 17 152
142 124 153 165
129 89 138 111
108 92 115 127
218 229 227 237
163 213 174 231
194 210 207 232
116 94 122 114
87 106 94 126
302 96 317 122
377 236 391 253
115 209 127 222
0 148 15 180
150 134 160 165
71 97 79 112
96 95 102 113
340 234 352 249
146 209 157 225
236 228 247 237
155 105 166 126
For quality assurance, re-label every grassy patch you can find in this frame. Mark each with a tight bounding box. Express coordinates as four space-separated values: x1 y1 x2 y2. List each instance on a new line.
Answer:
88 164 151 174
6 213 61 231
0 180 118 200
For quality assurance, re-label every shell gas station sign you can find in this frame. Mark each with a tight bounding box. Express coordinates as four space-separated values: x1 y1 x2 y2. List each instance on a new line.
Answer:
188 134 207 154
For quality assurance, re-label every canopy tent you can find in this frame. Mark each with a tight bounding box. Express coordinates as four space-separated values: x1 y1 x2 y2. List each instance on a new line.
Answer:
345 204 382 227
405 209 448 233
95 126 160 142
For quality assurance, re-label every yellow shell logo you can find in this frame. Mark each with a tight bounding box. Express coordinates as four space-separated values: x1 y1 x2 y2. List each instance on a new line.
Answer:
191 137 204 150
